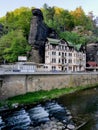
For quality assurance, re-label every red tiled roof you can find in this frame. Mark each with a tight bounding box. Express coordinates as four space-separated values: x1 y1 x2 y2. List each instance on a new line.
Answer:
87 61 97 67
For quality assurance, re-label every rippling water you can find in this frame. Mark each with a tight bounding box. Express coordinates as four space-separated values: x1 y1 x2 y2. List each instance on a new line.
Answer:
1 87 97 130
0 101 73 130
58 87 98 130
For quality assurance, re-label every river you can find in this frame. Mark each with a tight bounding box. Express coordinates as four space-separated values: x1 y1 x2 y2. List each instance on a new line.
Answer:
0 87 98 130
57 87 98 130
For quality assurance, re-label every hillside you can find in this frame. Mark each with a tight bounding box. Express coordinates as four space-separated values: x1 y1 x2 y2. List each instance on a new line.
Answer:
0 4 98 63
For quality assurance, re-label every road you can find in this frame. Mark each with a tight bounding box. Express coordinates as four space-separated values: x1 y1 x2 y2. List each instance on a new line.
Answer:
0 69 98 75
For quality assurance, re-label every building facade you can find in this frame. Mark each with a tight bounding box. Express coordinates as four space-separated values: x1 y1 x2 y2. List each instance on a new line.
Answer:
45 38 86 72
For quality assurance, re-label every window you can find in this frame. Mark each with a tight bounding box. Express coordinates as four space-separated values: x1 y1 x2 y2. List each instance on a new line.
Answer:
44 66 48 68
59 52 61 56
62 59 64 64
59 59 61 63
62 52 64 57
65 46 67 50
62 45 64 50
59 45 61 50
52 45 56 49
52 58 56 63
68 59 72 63
52 66 56 70
69 53 72 56
52 51 56 55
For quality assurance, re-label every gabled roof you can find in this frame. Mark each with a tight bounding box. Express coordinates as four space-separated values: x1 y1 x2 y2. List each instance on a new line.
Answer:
75 44 82 51
47 38 82 51
47 38 60 45
67 41 82 51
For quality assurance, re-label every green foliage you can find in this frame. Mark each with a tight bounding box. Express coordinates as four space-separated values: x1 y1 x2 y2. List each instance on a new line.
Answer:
5 87 84 105
0 7 32 63
0 30 31 62
59 31 86 45
70 7 94 31
42 5 74 32
0 7 32 38
2 84 97 107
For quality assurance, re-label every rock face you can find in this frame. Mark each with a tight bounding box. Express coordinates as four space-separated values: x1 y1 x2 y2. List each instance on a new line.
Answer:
28 9 57 63
86 43 98 64
28 9 48 63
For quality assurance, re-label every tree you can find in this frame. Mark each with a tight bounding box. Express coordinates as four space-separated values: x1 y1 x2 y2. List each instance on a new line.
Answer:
0 30 31 62
54 8 74 31
59 31 86 45
0 7 32 38
70 7 94 31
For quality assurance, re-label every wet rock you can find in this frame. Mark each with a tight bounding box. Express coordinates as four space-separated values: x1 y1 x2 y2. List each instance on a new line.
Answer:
51 128 57 130
66 110 71 116
1 101 76 130
57 125 63 130
67 124 75 130
0 116 5 129
34 126 41 130
67 115 72 120
11 103 19 108
4 109 31 130
56 122 63 126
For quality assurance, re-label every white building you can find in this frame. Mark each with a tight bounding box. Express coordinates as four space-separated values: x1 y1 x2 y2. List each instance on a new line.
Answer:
13 62 37 72
45 38 86 72
1 62 37 72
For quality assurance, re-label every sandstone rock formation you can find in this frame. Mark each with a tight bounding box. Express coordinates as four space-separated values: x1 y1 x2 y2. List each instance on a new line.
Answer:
28 9 57 63
28 9 48 63
86 43 98 64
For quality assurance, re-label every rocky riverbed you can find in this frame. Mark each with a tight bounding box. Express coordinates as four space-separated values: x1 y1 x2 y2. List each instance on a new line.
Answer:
28 117 75 130
0 101 76 130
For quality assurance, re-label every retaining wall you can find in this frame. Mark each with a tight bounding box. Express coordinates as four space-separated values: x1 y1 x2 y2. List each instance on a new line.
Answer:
0 73 98 100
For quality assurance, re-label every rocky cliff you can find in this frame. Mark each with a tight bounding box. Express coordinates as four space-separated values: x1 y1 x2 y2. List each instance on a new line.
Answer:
86 43 98 64
28 9 57 63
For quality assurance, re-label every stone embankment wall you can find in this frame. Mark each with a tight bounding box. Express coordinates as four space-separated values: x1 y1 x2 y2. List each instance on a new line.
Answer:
0 73 98 100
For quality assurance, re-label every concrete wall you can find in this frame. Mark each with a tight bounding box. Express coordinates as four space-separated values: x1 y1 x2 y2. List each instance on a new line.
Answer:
0 73 98 100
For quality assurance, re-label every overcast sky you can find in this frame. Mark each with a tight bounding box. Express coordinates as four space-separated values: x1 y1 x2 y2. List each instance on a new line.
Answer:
0 0 98 17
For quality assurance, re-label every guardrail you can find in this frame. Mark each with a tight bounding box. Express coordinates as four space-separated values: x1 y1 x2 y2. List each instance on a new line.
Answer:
0 70 98 76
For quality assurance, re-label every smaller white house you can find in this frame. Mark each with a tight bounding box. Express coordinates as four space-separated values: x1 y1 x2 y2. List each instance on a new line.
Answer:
13 62 37 72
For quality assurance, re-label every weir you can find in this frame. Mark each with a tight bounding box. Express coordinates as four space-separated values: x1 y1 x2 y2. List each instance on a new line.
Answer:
0 72 98 100
0 101 75 130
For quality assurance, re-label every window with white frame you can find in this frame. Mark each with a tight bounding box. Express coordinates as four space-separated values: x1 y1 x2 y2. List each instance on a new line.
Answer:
52 51 56 55
52 66 56 70
59 59 61 63
52 58 56 63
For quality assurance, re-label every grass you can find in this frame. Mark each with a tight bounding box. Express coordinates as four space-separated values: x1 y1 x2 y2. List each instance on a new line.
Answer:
0 83 98 108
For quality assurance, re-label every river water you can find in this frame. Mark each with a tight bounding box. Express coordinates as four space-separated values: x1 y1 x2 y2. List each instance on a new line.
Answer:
0 101 75 130
57 87 98 130
0 87 98 130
